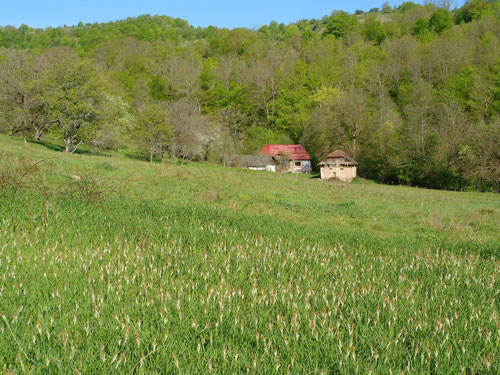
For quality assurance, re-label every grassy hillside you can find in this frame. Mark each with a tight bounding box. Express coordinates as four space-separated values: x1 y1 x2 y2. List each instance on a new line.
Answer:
3 1 500 191
1 135 499 374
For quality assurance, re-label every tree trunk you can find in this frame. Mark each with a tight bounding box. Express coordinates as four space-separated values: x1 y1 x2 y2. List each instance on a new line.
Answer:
64 139 71 153
262 90 269 123
70 140 83 154
420 119 425 160
352 132 357 159
35 128 42 141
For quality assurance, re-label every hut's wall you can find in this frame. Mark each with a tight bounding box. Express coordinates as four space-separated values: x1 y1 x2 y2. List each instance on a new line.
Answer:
320 166 356 182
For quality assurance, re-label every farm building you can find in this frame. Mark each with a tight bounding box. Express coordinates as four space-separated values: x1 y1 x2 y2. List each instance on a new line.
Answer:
318 150 358 182
228 155 276 172
260 144 312 173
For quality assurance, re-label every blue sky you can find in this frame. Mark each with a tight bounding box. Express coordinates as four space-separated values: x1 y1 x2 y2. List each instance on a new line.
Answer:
1 0 406 29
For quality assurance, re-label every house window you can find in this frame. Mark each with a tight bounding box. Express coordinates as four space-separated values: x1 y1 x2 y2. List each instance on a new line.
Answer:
295 161 301 166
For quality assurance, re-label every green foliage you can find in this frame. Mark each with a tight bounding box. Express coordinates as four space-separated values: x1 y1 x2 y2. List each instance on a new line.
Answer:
1 1 500 190
46 56 106 153
285 24 300 39
429 9 452 34
491 62 500 113
411 18 430 41
323 11 358 38
258 20 299 41
363 17 387 44
241 127 292 154
444 66 475 106
302 86 368 163
131 103 172 162
455 0 491 23
272 60 315 141
382 2 393 13
397 1 418 13
301 29 317 42
94 95 133 150
0 14 198 51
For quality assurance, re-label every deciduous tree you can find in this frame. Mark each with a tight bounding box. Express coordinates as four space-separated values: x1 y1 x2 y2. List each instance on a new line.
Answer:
132 103 172 162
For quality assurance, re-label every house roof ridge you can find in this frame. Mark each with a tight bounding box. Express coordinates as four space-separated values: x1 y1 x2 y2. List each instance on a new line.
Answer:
260 144 312 160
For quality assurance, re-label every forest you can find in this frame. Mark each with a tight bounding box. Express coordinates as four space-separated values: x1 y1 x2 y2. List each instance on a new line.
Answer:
0 0 499 190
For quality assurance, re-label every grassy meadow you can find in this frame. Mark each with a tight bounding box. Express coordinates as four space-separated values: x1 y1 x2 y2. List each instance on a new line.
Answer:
1 135 500 374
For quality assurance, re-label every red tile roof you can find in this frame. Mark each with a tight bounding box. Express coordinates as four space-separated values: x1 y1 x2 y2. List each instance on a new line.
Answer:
260 144 312 160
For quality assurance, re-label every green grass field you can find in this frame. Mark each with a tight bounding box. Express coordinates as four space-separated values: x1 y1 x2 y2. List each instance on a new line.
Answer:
1 135 500 374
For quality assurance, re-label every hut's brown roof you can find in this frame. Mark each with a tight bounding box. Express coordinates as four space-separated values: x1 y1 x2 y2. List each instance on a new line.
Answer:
321 150 358 166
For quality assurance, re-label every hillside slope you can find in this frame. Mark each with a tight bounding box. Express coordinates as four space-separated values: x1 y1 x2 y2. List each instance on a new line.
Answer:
1 136 500 373
2 0 500 190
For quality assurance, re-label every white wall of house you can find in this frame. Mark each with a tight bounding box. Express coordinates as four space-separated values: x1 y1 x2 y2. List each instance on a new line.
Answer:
249 165 276 172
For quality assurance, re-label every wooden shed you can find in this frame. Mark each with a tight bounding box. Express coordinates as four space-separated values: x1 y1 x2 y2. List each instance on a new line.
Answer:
318 150 358 182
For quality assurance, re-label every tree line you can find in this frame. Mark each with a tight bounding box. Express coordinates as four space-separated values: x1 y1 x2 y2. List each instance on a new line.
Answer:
1 0 499 190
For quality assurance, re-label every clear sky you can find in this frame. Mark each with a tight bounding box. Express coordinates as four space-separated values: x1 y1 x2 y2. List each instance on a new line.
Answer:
1 0 405 29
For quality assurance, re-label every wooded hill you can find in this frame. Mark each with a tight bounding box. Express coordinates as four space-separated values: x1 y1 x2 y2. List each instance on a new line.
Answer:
1 0 499 190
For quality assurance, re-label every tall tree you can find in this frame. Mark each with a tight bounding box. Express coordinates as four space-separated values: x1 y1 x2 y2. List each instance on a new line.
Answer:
302 86 368 161
132 103 172 162
402 79 436 164
430 9 452 34
168 99 218 160
0 50 55 141
44 51 106 153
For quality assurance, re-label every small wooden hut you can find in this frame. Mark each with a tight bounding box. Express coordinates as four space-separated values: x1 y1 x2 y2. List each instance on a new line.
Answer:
318 150 358 182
